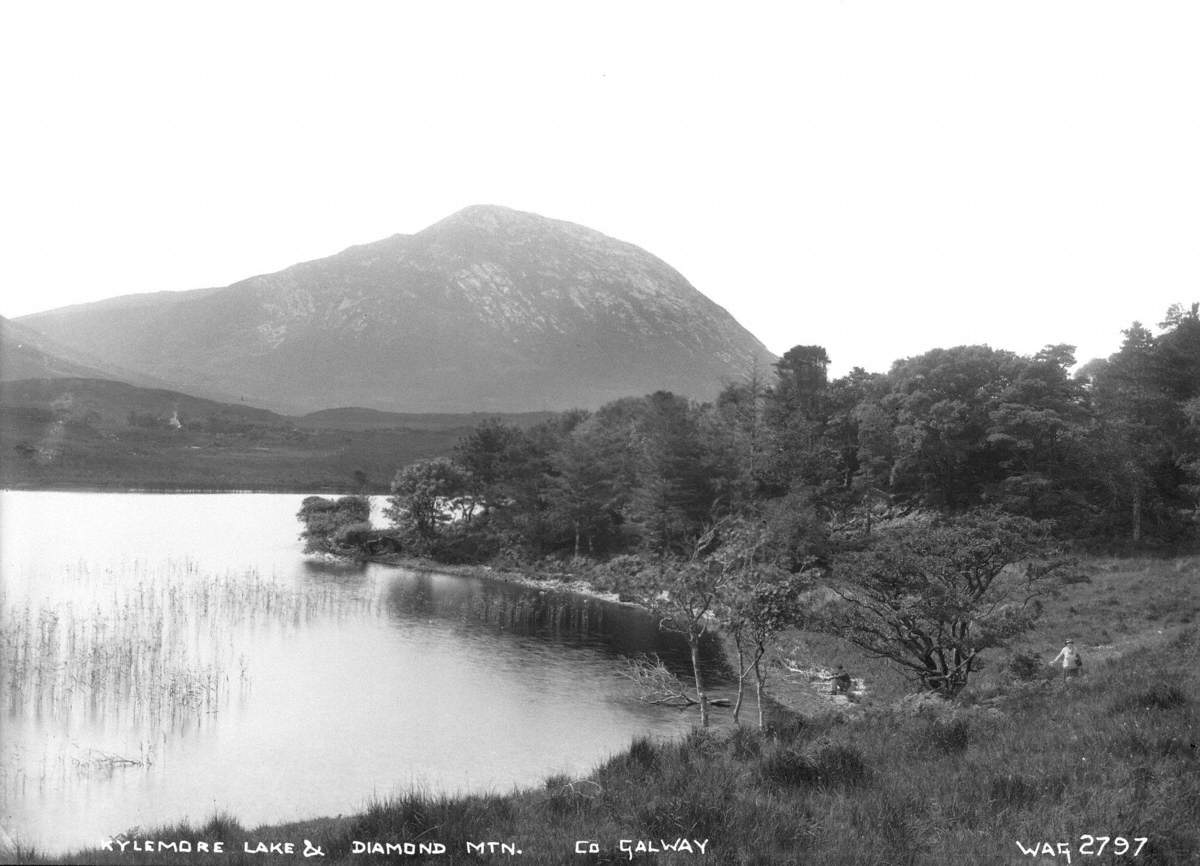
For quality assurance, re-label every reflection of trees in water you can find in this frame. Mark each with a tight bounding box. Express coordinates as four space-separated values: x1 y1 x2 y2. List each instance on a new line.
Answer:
300 558 370 579
382 572 726 679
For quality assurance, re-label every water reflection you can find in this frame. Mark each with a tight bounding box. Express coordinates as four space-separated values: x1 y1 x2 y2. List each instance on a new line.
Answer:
374 569 727 679
0 492 705 855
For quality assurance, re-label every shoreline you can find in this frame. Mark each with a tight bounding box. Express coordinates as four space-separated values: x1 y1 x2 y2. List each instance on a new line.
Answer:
0 484 392 495
17 552 1198 864
351 551 631 607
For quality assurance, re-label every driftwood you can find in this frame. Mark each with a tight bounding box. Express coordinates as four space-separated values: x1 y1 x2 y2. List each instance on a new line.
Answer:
617 654 697 707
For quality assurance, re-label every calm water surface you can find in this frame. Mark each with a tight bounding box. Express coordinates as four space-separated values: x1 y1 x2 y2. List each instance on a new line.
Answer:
0 492 700 854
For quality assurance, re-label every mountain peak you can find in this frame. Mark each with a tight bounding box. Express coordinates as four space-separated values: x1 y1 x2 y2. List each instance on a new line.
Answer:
18 208 774 414
421 204 591 241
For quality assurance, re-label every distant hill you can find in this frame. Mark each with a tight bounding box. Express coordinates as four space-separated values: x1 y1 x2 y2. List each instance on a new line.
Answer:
0 378 494 491
18 205 774 413
0 315 184 389
297 406 558 432
0 377 284 427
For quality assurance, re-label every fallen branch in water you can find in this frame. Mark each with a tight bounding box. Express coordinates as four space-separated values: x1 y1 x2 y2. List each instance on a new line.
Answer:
617 654 697 707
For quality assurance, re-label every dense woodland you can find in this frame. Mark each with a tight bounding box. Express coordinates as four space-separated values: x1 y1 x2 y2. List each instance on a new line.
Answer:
365 303 1200 556
301 304 1200 703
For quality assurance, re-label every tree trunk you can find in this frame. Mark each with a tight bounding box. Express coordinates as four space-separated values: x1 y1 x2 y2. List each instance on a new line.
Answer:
754 656 766 729
690 637 709 728
732 638 746 725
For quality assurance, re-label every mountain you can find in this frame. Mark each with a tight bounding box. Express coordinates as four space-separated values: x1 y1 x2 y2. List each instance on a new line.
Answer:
17 205 774 413
0 315 188 389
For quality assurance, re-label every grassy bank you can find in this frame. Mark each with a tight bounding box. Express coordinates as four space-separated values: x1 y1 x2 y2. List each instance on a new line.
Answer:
11 558 1200 866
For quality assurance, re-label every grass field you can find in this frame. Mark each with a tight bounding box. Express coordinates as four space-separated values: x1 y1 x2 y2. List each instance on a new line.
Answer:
9 556 1199 865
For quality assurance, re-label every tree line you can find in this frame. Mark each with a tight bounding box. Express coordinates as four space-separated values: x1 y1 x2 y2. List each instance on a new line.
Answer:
382 303 1199 557
300 303 1199 713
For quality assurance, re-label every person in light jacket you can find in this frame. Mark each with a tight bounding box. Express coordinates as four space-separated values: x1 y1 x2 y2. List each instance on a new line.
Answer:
1050 638 1082 683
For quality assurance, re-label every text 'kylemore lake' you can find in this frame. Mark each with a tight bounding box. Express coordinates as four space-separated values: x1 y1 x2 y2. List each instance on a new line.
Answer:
0 492 696 855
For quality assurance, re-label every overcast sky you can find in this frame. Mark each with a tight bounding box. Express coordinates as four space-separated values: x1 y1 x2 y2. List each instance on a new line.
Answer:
2 1 1197 376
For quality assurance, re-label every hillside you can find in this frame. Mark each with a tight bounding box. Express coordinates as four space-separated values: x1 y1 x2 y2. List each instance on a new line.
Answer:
296 406 557 432
0 378 510 492
18 206 775 414
0 316 185 390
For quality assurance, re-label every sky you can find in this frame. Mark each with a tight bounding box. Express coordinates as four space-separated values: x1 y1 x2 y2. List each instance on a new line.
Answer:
1 1 1197 377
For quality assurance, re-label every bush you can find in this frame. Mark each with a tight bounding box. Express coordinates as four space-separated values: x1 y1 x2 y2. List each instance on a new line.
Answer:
1008 651 1043 681
297 495 371 554
626 736 659 770
333 521 375 549
727 725 763 760
764 714 807 742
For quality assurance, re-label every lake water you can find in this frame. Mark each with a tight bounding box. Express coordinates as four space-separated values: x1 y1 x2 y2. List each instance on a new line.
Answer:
0 492 704 854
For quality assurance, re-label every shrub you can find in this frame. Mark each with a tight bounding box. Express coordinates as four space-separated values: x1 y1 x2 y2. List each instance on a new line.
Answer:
727 725 763 760
334 521 375 549
764 714 807 743
626 736 659 770
1008 651 1043 681
297 495 371 554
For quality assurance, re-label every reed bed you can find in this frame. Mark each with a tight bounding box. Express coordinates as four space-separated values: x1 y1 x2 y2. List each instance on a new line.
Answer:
0 560 383 796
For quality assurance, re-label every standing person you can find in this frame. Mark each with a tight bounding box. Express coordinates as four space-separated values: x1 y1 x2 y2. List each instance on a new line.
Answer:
1050 639 1082 683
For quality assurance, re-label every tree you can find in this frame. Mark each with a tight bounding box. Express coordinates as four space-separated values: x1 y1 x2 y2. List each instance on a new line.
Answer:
885 346 1025 509
710 370 771 509
546 421 629 557
615 523 728 727
296 495 372 555
1180 397 1200 520
628 392 721 562
1088 322 1177 541
822 510 1077 697
454 419 532 516
716 519 812 727
385 458 466 547
767 345 831 423
984 345 1092 522
763 345 838 494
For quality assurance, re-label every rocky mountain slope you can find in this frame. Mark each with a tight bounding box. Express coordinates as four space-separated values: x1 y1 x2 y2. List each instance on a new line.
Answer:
18 206 774 413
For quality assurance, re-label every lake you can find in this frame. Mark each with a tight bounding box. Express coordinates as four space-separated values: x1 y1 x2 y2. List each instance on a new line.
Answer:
0 492 704 855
